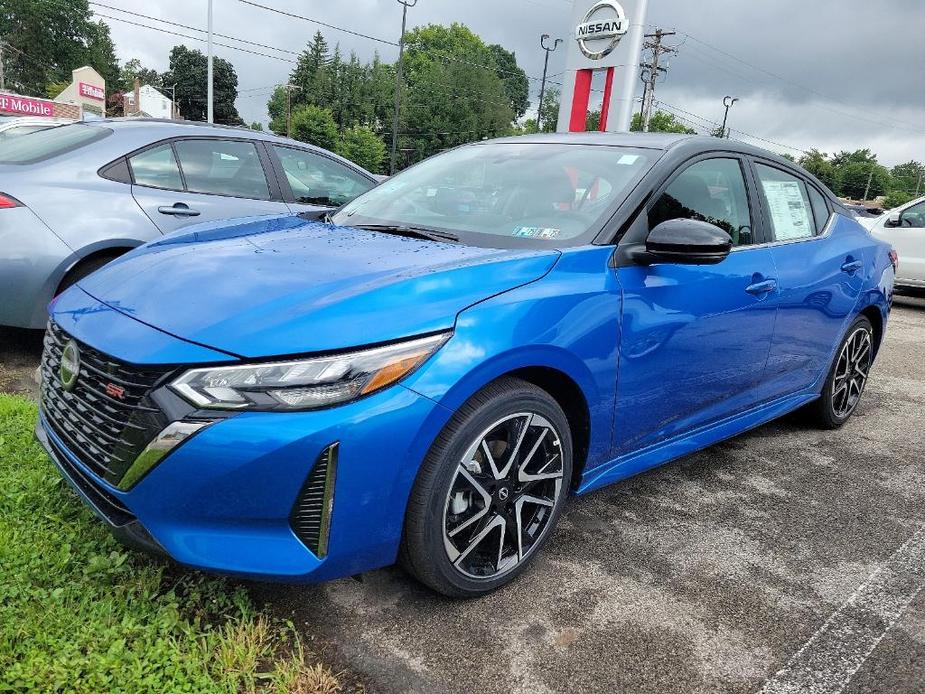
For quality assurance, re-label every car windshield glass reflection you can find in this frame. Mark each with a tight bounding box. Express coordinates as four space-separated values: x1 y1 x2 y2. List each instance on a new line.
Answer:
333 143 653 246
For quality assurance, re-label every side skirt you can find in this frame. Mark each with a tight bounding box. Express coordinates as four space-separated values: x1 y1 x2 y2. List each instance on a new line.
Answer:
576 391 818 495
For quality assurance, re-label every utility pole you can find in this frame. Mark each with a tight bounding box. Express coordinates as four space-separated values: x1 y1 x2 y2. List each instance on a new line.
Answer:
721 96 739 138
389 0 417 175
0 41 5 92
206 0 214 123
640 28 677 132
863 168 874 201
537 34 562 132
916 171 923 196
284 83 300 138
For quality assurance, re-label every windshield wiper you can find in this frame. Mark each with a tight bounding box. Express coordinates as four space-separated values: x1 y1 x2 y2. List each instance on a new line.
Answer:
352 223 459 243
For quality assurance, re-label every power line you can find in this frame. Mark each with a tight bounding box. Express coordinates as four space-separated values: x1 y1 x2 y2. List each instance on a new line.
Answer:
237 0 399 48
88 2 298 56
672 28 925 135
639 29 678 132
93 12 296 64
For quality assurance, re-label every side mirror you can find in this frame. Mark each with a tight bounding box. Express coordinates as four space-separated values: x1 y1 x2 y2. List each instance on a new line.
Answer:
885 212 902 228
645 218 733 265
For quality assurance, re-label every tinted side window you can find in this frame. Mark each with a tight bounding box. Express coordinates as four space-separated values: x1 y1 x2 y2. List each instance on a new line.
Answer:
900 201 925 228
174 139 270 200
649 158 753 246
806 185 830 234
129 144 183 190
272 145 374 207
755 164 815 241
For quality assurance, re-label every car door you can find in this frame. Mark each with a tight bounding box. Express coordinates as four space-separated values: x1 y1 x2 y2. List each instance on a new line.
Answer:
873 200 925 286
128 138 289 233
267 144 377 216
751 161 865 402
613 155 778 455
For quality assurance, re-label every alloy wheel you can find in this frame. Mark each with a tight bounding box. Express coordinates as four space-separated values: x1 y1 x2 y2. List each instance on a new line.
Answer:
442 412 565 579
832 326 872 419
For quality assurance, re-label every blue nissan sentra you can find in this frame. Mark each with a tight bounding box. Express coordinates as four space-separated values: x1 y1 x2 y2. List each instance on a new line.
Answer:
37 133 895 597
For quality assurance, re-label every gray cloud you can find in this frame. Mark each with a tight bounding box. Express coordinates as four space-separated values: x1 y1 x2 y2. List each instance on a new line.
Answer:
103 0 924 166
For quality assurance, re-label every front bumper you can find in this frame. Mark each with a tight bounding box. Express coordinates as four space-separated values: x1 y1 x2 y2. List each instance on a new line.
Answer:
38 374 451 583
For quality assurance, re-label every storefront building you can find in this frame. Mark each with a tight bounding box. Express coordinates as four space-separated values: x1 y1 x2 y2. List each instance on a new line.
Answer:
0 65 105 121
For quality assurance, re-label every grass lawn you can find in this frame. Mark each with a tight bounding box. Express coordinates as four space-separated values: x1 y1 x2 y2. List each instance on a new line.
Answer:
0 394 342 693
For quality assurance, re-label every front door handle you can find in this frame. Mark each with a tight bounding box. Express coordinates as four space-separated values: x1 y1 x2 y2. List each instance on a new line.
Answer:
746 278 777 296
841 259 863 274
157 203 200 217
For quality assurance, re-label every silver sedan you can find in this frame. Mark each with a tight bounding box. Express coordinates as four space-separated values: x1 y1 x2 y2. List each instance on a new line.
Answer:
0 119 377 328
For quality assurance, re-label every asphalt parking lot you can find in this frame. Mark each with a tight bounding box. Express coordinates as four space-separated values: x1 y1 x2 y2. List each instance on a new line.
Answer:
3 296 923 693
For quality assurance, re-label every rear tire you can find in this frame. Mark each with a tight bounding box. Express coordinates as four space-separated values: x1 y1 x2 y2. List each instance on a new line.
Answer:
805 316 874 429
400 378 572 598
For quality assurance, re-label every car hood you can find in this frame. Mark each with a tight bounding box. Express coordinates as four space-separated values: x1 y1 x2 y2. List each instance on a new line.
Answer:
77 214 559 358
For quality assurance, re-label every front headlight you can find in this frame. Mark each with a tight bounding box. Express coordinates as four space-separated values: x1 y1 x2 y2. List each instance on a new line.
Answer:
169 332 450 411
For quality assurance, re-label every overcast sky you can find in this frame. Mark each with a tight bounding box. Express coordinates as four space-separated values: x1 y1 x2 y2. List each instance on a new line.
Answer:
101 0 925 169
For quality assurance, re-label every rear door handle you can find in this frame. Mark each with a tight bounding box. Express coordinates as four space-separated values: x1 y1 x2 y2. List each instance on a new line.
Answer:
746 278 777 296
841 259 863 274
157 203 200 217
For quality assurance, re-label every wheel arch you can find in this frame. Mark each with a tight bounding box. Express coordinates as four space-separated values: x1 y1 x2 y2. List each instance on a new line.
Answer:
407 344 604 492
858 304 884 356
53 241 141 295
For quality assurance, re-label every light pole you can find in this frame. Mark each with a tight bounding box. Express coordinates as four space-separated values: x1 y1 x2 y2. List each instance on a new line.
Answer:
721 96 738 138
206 0 214 123
389 0 417 175
537 34 562 132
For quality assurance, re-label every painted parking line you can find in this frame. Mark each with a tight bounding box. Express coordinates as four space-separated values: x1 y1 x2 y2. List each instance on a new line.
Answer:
759 524 925 694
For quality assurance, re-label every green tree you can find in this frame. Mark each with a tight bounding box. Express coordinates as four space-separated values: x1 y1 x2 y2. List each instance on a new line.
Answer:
882 190 916 209
290 31 330 111
249 121 263 131
0 0 118 97
337 125 387 173
163 45 242 124
630 111 696 134
290 105 338 150
837 161 891 200
890 160 924 197
267 85 288 135
798 149 837 190
119 58 162 92
524 86 560 133
487 44 529 118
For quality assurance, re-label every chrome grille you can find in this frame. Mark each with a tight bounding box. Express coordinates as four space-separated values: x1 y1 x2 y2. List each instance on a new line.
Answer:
40 322 172 486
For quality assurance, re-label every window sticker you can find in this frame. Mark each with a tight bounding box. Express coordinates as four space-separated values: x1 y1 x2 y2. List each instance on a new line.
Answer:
512 226 561 239
617 154 641 165
762 180 812 240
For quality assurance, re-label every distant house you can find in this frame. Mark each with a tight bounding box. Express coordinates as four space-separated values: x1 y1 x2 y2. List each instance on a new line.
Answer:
124 83 176 119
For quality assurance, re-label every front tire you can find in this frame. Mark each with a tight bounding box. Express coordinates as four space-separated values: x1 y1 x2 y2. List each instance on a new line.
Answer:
400 378 572 597
806 316 874 429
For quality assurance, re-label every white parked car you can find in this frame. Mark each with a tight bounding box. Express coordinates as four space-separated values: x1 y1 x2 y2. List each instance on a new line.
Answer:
0 116 74 141
869 195 925 291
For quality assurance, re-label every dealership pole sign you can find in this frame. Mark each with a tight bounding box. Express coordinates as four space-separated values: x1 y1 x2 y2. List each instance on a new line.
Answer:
557 0 648 133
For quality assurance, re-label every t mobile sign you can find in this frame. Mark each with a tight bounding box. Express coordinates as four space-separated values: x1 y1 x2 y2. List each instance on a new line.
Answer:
0 93 54 117
79 82 105 101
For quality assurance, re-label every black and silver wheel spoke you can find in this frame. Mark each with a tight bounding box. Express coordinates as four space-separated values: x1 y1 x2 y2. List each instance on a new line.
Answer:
443 412 564 579
831 327 872 419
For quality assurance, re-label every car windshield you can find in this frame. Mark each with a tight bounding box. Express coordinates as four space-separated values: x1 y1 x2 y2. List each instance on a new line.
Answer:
332 142 654 247
0 123 109 164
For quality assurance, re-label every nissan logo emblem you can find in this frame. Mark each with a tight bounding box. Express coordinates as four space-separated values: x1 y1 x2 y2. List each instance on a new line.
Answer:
59 339 81 392
575 0 629 60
